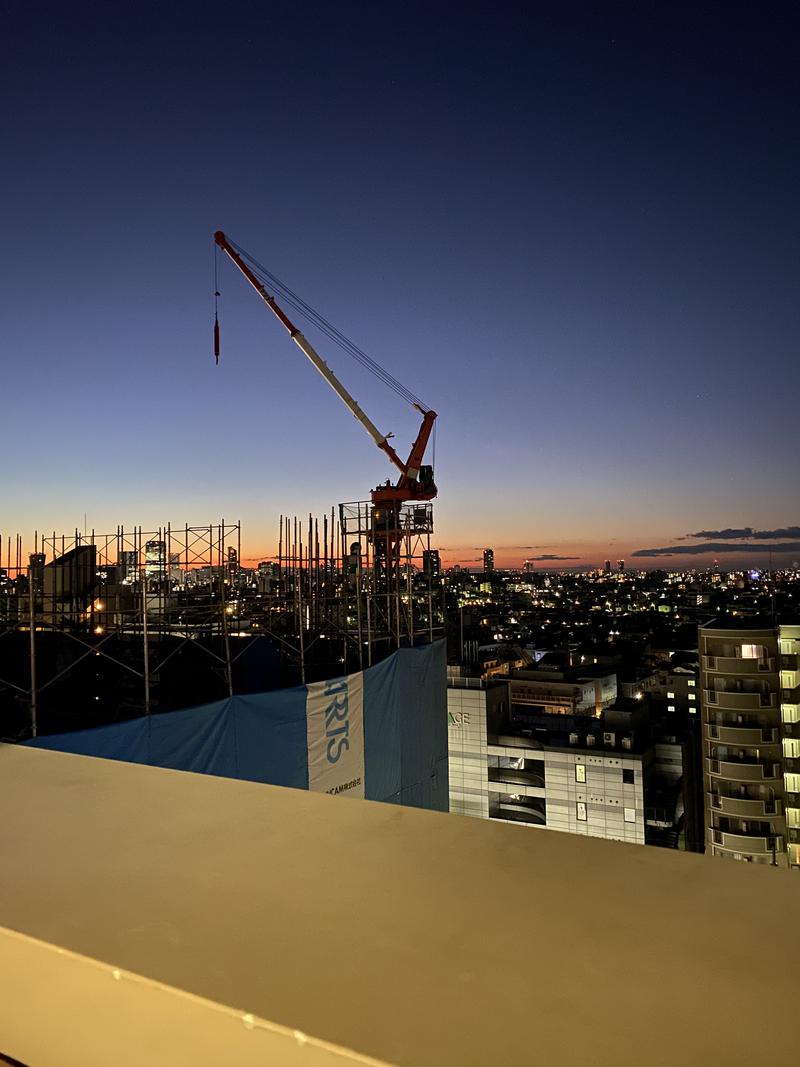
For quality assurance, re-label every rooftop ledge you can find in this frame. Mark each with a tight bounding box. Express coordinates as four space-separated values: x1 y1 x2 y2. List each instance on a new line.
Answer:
2 744 800 1067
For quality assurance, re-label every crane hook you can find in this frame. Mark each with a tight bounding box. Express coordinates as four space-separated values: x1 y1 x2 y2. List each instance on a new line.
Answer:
213 295 221 364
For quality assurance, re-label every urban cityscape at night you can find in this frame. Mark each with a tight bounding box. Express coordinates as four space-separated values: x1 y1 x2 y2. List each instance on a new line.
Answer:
2 3 799 1065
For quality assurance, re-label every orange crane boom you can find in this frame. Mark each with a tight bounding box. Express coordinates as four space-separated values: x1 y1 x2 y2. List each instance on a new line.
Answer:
213 231 437 506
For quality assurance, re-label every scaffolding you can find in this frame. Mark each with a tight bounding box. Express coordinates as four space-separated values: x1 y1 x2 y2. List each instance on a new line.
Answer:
0 509 444 741
339 499 443 667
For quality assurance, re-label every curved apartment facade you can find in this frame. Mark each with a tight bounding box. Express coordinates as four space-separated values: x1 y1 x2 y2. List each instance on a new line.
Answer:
700 620 800 868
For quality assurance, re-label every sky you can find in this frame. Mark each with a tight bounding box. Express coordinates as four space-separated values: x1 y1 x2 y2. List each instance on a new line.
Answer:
2 1 799 570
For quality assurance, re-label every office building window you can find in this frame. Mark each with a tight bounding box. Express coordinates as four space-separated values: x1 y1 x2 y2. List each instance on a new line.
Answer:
623 768 634 784
576 802 587 822
624 808 636 823
575 764 586 783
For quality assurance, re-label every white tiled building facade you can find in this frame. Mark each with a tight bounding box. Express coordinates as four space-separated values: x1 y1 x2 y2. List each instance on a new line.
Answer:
447 683 489 819
447 684 646 845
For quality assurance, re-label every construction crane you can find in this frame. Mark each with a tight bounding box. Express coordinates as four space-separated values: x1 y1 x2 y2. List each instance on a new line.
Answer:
213 231 437 510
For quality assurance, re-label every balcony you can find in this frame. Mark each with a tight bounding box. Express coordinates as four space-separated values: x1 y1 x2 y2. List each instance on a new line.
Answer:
711 828 783 855
703 689 775 711
490 801 547 826
709 792 781 818
703 655 776 675
781 670 800 691
706 722 779 746
488 767 546 789
706 757 782 782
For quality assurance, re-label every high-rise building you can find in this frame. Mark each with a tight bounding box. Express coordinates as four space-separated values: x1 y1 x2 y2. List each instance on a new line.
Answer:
28 553 45 599
483 548 494 574
700 620 800 868
422 549 441 580
144 540 166 582
604 560 612 574
118 551 139 584
617 560 625 573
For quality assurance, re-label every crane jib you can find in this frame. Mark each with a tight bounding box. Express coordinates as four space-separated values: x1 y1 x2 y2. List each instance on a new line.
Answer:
212 229 437 502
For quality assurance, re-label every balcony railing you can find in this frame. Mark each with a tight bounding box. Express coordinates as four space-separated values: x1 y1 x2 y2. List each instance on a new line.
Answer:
707 758 782 782
703 655 776 675
704 689 775 710
709 792 781 818
706 722 778 745
711 829 783 855
488 768 546 789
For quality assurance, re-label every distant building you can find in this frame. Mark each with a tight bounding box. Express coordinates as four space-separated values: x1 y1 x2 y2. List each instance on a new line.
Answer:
169 553 184 587
618 560 625 573
651 663 699 718
483 548 494 574
422 550 441 580
28 553 45 599
144 540 166 583
118 551 139 584
604 560 612 574
39 545 97 619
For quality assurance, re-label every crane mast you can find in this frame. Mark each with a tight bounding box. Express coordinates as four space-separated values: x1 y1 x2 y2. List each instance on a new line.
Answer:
213 231 437 506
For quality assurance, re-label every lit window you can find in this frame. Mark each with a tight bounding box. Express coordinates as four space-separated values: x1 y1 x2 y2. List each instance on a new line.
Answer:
575 763 586 783
576 801 587 822
668 705 676 712
667 691 675 699
688 692 696 701
688 679 696 688
624 808 636 823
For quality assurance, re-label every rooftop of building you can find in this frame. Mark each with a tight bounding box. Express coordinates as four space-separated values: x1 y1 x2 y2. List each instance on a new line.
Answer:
700 615 800 632
4 744 800 1066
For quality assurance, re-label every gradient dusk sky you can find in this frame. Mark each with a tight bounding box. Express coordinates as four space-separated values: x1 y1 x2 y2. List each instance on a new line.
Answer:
2 2 799 569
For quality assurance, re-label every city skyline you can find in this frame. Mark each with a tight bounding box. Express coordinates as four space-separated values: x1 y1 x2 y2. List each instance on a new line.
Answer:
4 519 800 573
3 4 798 567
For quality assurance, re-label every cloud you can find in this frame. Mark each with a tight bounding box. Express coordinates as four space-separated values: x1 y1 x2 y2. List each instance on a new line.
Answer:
471 546 546 551
633 541 800 558
682 526 800 541
528 554 580 561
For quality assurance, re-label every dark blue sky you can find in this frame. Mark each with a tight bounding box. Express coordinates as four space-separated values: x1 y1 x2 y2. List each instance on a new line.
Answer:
3 2 798 566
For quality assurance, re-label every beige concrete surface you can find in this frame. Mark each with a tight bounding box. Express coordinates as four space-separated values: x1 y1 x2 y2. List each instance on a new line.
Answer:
1 743 799 1066
0 925 389 1066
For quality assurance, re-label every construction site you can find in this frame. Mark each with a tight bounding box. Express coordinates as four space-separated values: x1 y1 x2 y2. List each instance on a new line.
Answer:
0 231 445 742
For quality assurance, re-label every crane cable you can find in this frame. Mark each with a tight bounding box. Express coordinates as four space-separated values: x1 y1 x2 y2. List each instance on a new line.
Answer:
227 238 428 412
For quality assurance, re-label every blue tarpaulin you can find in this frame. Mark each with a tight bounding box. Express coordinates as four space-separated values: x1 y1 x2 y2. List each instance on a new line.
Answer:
26 641 448 811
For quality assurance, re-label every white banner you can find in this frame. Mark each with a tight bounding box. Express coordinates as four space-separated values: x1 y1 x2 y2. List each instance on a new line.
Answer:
305 671 365 798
